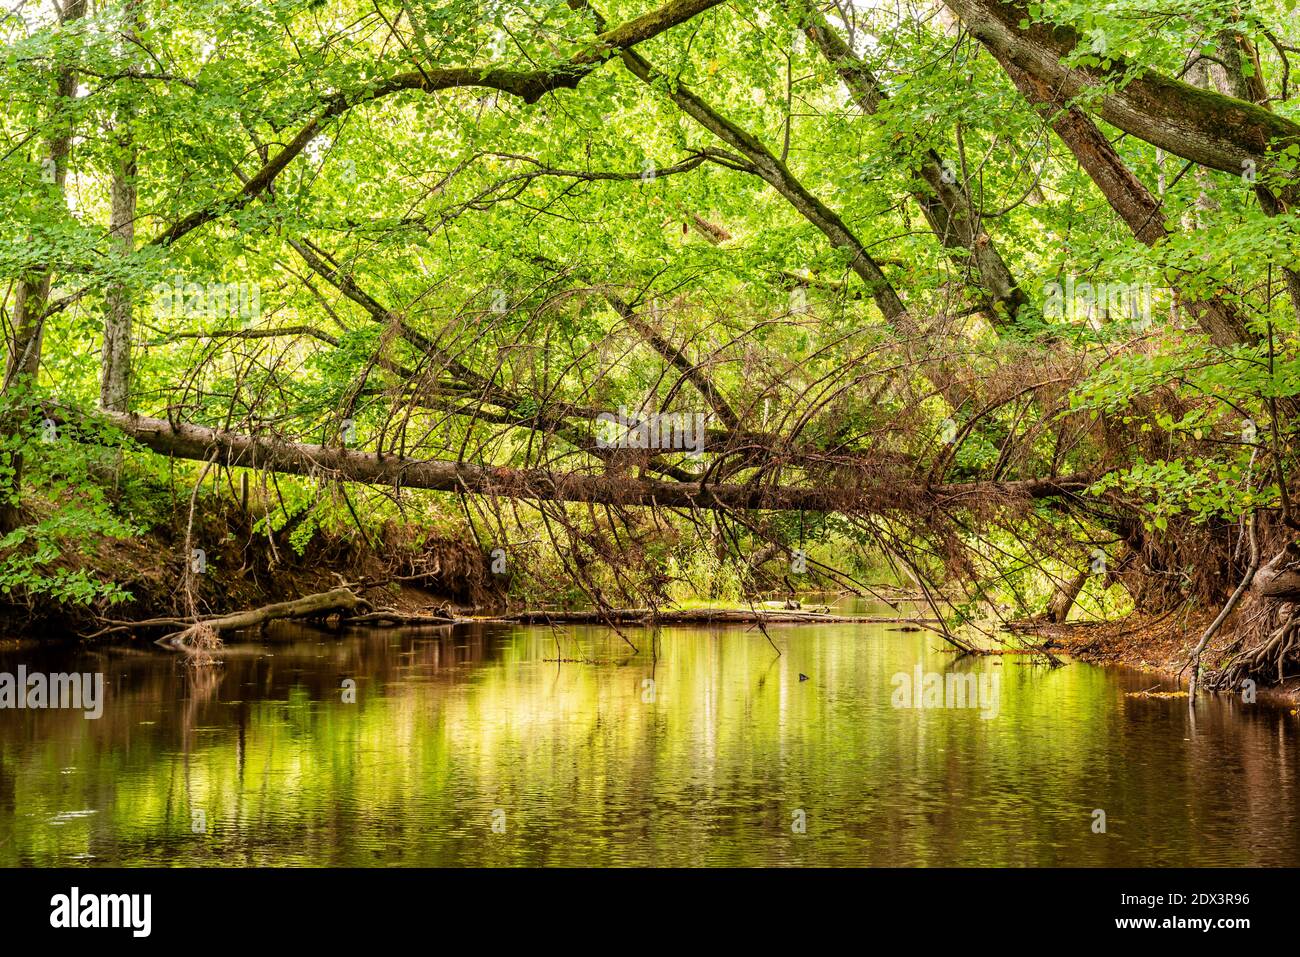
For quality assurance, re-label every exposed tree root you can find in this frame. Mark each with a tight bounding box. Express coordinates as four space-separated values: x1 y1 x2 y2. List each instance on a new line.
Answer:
1205 602 1300 691
168 622 222 667
1202 543 1300 691
1187 513 1260 695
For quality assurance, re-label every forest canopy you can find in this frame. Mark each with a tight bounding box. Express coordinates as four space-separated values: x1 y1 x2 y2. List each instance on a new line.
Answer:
4 0 1300 686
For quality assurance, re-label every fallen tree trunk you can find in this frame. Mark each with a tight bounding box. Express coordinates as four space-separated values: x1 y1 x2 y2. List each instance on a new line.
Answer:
92 411 1096 514
102 594 936 648
94 588 369 656
173 587 367 635
344 609 458 627
475 608 936 625
1250 543 1300 600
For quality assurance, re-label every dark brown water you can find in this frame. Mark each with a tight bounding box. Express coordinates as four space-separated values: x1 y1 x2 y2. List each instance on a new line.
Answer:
1 616 1296 866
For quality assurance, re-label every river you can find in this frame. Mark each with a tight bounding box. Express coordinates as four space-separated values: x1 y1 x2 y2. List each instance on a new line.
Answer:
1 612 1296 866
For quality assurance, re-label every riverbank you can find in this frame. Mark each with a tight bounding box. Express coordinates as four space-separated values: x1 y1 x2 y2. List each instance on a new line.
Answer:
1012 612 1300 705
0 491 498 642
6 484 1299 703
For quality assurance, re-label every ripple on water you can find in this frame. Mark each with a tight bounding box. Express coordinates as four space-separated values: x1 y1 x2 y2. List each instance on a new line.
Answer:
0 620 1296 866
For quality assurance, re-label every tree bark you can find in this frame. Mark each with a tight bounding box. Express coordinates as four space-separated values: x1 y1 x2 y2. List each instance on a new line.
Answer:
139 588 368 649
1204 30 1300 322
1046 569 1087 623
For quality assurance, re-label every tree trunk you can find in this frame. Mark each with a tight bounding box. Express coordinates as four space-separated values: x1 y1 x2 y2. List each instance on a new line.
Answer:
100 144 136 413
802 9 1029 328
1046 570 1088 623
991 55 1257 347
100 0 139 414
1 0 87 533
941 0 1300 190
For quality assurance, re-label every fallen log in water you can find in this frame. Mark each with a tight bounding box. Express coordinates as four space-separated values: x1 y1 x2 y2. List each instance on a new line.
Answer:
96 587 368 636
93 591 942 660
471 608 940 626
92 588 370 656
177 588 368 635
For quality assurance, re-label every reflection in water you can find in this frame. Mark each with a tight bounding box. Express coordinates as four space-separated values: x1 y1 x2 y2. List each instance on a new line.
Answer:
0 617 1296 866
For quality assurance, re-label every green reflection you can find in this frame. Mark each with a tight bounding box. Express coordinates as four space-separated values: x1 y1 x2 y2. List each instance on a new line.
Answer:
0 622 1296 866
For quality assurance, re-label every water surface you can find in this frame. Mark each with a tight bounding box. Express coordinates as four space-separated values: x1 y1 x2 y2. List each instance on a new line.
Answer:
1 615 1296 866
